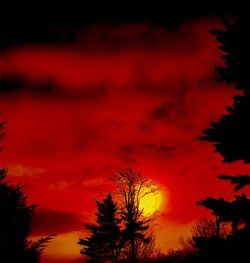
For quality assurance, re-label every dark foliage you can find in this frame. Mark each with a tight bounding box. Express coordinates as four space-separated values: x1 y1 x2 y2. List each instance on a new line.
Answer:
202 93 250 162
218 174 250 191
0 168 53 262
0 116 52 262
201 15 250 163
195 14 250 263
211 16 249 91
79 193 121 263
114 170 156 263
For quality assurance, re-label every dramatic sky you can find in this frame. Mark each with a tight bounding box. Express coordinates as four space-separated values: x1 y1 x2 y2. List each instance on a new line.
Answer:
0 5 245 263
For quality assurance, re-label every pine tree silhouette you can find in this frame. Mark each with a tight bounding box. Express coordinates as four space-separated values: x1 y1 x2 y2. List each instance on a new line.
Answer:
79 193 121 263
196 14 250 263
0 116 52 262
201 15 250 163
0 168 53 262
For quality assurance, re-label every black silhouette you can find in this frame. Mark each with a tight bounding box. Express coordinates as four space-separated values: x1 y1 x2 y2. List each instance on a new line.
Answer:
0 117 53 262
80 170 157 263
0 168 53 262
201 92 250 163
218 174 250 191
149 14 250 263
113 170 157 263
211 16 248 91
194 181 250 262
79 193 121 263
201 15 250 163
195 14 250 263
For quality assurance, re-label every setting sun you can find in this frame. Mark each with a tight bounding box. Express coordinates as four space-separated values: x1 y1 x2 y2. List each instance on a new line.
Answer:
139 188 164 216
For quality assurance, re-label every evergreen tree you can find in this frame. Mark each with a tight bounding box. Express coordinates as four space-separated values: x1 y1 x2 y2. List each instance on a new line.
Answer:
196 14 250 262
0 116 52 262
0 168 52 262
199 13 250 234
201 15 250 163
79 193 121 263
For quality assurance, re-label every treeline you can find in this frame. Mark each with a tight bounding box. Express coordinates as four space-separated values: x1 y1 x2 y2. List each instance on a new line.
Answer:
79 170 157 263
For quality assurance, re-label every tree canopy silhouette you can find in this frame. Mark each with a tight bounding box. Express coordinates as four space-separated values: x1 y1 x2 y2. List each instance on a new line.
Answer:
0 117 52 262
113 169 157 263
211 16 249 91
199 14 250 234
201 15 250 163
79 193 121 263
80 170 157 263
0 168 53 262
201 92 250 163
196 14 250 263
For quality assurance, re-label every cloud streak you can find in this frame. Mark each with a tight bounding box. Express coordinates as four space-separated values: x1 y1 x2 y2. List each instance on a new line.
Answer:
32 208 85 235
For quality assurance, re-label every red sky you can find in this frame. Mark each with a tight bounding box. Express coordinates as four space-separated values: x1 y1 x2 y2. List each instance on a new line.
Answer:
0 18 249 262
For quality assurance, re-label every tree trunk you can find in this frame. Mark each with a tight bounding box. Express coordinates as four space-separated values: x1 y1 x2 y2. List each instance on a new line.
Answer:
131 235 136 263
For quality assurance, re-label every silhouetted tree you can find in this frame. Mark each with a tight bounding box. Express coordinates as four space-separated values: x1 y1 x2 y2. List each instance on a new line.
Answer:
179 218 218 253
0 168 53 262
0 116 52 262
172 218 232 263
201 15 250 163
211 16 249 92
199 14 250 230
197 14 250 263
136 231 156 263
201 92 250 163
191 218 218 239
79 193 121 263
122 229 156 263
218 174 250 191
113 170 158 263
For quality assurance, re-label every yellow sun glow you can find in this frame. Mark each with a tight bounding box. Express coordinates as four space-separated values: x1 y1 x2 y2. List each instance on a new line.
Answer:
139 188 163 216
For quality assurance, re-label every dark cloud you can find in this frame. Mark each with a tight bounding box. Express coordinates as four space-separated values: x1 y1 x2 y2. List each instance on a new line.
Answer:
121 145 134 154
152 103 172 120
142 143 176 153
32 208 85 235
0 75 26 94
0 20 222 94
159 144 176 152
1 2 240 49
0 75 61 97
0 75 107 101
143 143 157 149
